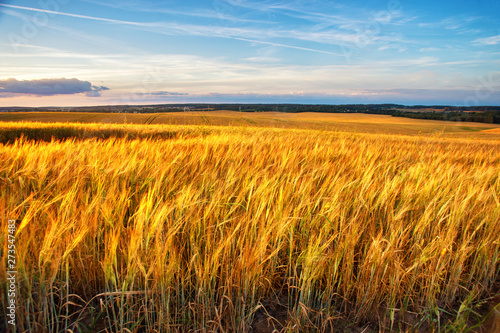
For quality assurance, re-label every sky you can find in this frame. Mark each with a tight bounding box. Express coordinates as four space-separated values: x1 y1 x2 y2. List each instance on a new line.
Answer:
0 0 499 107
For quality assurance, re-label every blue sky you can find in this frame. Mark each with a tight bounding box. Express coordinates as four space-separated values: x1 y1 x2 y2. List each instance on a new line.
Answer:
0 0 499 106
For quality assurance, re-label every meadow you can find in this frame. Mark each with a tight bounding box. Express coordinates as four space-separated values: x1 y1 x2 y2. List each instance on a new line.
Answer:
1 112 500 332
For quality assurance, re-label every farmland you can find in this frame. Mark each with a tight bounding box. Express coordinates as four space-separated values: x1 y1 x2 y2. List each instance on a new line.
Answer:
1 112 500 332
2 111 500 138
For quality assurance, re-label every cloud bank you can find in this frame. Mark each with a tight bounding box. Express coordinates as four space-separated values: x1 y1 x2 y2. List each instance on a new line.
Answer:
0 78 110 97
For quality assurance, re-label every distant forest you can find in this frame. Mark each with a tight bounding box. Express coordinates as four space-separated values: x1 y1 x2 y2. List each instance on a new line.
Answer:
2 104 500 124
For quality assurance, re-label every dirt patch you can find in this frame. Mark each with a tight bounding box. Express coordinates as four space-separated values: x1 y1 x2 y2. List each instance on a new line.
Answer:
474 295 500 333
250 297 288 333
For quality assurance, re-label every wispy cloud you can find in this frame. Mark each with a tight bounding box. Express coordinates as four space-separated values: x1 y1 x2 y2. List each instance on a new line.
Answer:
419 47 440 52
82 0 274 24
473 35 500 45
0 3 344 56
231 37 340 55
0 4 154 27
213 0 345 17
418 16 482 33
147 91 189 96
0 2 408 53
0 2 413 59
244 56 281 63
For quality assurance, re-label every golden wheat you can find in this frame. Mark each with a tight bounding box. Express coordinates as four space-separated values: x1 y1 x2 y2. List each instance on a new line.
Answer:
0 121 499 332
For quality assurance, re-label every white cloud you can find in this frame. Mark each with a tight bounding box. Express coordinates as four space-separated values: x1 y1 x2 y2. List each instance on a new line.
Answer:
418 16 482 34
0 2 408 55
0 4 345 56
473 35 500 45
419 47 439 52
0 4 151 27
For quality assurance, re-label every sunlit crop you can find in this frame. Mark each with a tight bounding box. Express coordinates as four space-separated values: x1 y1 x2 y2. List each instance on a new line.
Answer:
1 121 499 332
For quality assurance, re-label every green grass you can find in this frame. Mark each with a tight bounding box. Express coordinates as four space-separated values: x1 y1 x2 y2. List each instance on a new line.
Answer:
459 126 483 132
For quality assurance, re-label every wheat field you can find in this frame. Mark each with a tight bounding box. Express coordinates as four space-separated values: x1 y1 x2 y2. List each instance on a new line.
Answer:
2 111 500 139
1 119 500 332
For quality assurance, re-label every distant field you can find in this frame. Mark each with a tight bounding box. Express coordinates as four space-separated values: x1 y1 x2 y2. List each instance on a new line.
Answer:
393 108 446 113
1 115 499 332
2 111 500 139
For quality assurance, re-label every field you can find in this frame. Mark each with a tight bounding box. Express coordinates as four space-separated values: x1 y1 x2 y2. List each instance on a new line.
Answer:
2 111 500 139
1 112 500 332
